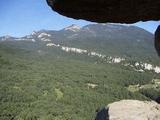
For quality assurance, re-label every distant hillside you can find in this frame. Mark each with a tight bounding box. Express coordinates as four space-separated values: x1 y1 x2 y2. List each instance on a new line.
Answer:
0 23 158 63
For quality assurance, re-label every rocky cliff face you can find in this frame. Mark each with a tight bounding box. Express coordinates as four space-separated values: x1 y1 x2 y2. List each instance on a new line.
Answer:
96 100 160 120
47 0 160 23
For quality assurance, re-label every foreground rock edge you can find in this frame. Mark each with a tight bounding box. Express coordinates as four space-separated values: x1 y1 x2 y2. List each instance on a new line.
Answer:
96 100 160 120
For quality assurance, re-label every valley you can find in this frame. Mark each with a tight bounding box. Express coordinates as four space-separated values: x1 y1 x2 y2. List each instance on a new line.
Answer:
0 23 160 120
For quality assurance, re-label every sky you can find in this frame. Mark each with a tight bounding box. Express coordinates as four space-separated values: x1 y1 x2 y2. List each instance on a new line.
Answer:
0 0 159 37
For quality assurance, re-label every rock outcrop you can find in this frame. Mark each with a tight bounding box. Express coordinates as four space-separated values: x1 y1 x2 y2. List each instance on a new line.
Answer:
46 0 160 23
155 25 160 56
95 100 160 120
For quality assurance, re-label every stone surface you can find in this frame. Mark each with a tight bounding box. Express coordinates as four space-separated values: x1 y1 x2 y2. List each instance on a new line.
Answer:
155 25 160 56
47 0 160 23
96 100 160 120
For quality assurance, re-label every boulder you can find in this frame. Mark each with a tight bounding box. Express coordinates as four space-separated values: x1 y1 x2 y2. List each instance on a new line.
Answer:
95 100 160 120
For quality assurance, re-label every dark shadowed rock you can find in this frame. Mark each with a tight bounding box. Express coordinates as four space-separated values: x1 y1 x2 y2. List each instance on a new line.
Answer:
47 0 160 23
95 107 109 120
155 25 160 56
156 96 160 104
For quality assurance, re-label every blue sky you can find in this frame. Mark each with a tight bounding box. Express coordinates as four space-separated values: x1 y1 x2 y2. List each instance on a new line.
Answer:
0 0 159 37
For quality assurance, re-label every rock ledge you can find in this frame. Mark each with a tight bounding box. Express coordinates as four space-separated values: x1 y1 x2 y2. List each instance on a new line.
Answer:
47 0 160 23
96 100 160 120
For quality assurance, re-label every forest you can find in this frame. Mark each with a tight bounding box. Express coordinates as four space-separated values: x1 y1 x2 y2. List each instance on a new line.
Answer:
0 42 159 120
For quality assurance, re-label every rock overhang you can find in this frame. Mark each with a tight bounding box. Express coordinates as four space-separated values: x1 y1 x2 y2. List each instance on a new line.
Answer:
46 0 160 23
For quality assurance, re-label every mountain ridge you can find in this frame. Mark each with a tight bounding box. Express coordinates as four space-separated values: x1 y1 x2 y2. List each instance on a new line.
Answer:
0 23 158 64
0 23 153 38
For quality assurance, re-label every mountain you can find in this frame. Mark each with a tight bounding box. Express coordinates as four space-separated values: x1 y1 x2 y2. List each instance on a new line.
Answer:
1 23 160 73
0 23 158 62
0 35 16 41
62 24 81 32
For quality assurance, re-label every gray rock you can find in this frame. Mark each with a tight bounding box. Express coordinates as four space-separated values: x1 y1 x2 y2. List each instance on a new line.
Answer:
96 100 160 120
